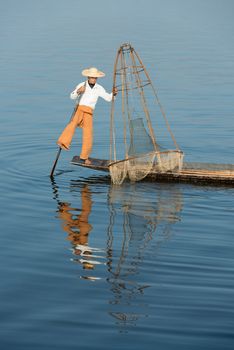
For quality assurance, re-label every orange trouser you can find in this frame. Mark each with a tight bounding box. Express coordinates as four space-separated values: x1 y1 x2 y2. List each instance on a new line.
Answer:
57 105 93 159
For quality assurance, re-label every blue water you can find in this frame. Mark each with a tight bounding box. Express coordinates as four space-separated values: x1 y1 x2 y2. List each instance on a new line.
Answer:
0 0 234 349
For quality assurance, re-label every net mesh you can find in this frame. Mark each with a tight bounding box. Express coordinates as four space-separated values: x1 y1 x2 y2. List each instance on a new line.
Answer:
109 151 183 185
127 152 156 182
155 151 184 173
127 118 157 182
109 118 184 184
109 160 128 185
128 118 156 155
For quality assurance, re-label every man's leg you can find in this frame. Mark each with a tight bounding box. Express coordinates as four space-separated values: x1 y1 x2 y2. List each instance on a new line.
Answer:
80 112 93 164
57 107 83 150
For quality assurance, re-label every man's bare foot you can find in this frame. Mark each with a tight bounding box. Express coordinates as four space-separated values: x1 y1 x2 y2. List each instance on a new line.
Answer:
85 159 91 165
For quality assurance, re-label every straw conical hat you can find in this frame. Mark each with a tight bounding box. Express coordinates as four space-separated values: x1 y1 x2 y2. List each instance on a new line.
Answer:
82 67 105 78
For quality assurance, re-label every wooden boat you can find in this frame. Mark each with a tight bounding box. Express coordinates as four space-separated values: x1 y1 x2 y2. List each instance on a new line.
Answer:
71 156 234 186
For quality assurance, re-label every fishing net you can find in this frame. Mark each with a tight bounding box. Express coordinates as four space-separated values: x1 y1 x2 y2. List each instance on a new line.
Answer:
127 153 156 182
155 151 184 173
109 43 183 185
127 118 156 182
109 118 157 184
109 118 183 184
109 160 128 185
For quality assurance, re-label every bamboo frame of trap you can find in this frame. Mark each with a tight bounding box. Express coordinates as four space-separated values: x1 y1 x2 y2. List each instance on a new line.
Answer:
109 43 183 184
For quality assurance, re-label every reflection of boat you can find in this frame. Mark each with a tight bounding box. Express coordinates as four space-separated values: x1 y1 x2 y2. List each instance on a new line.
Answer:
71 43 234 186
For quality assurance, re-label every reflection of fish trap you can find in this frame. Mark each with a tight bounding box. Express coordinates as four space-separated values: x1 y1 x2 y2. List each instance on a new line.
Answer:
109 43 183 184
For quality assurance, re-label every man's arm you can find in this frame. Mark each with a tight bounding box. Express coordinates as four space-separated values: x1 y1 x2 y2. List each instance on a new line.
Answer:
99 86 118 102
70 82 86 100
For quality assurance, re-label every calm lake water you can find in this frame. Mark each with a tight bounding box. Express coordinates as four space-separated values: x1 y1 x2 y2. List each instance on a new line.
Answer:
1 0 234 349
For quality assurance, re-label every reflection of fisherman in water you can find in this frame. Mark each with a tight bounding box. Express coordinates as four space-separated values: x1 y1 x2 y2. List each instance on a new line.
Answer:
51 179 106 277
58 185 92 246
57 185 94 269
107 182 183 330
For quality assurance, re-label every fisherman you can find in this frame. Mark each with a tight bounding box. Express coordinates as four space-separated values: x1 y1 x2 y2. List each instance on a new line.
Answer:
57 67 118 165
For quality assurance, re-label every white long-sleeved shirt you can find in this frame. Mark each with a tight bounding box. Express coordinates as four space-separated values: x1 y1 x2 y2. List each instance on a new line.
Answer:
70 81 113 109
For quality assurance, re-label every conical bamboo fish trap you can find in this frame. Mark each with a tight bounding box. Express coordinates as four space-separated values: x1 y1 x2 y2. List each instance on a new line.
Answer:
108 43 183 184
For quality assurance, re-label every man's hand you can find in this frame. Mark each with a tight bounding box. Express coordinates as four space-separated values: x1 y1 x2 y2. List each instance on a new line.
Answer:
113 87 118 96
77 85 86 94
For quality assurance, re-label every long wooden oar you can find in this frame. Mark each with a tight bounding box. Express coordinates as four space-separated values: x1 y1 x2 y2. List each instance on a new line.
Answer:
50 147 62 178
50 104 79 178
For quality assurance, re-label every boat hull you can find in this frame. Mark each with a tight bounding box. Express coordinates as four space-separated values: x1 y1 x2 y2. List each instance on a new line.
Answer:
71 156 234 186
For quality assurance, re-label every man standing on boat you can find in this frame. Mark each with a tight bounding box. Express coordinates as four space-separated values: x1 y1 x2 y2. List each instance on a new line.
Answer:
57 67 118 165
